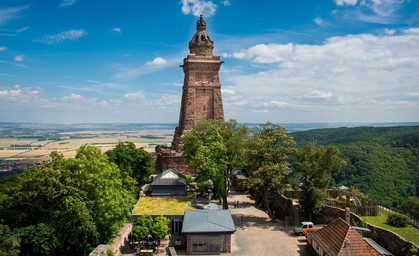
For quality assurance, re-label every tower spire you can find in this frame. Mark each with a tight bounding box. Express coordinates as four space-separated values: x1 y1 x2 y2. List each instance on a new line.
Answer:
189 15 214 56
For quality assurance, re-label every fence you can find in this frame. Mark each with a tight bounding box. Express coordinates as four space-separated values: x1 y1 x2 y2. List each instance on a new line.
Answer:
378 205 419 228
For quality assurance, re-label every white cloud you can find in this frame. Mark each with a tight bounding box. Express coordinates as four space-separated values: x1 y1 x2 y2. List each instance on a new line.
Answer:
0 46 6 51
223 28 419 122
0 5 29 26
37 29 87 45
113 27 121 34
385 28 396 35
314 17 325 26
14 55 24 62
181 0 217 17
222 0 230 6
123 91 146 100
60 0 76 8
62 93 82 101
146 57 168 66
335 0 358 6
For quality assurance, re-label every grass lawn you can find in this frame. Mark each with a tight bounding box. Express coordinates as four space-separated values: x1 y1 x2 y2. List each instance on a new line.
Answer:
132 195 195 216
363 209 419 245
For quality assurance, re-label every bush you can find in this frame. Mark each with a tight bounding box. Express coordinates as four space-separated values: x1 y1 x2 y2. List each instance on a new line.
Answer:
386 213 409 227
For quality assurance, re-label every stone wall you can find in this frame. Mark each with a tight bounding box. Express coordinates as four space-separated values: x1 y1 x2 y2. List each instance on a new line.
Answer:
89 222 133 256
320 205 419 256
154 146 197 176
271 193 301 226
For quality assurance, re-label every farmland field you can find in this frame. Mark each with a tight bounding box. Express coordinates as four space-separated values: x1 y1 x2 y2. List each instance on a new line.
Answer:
0 124 173 161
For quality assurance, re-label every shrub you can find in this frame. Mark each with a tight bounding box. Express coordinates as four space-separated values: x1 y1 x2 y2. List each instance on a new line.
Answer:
386 213 409 227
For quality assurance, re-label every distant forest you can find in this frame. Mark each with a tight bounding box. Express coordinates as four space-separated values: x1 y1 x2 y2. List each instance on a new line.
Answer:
290 126 419 208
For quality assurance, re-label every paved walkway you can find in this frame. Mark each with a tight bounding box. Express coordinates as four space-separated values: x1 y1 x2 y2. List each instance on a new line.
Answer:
228 191 310 256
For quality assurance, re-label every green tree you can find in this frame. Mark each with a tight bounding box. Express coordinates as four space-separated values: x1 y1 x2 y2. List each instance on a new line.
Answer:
134 215 154 231
106 141 155 187
182 119 248 209
0 145 136 255
151 216 171 241
399 197 419 219
128 225 149 242
296 143 346 220
244 122 295 219
0 224 20 256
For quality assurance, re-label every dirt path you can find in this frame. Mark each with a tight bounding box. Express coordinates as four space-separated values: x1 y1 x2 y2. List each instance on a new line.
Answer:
228 191 309 256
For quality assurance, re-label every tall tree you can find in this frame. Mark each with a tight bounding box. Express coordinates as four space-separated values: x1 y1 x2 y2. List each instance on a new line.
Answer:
296 143 346 220
106 141 155 187
244 122 295 220
0 145 136 255
181 119 248 209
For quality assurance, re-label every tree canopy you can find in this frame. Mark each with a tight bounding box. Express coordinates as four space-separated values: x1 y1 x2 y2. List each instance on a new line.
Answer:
296 143 346 220
106 141 155 187
291 126 419 207
181 119 248 209
244 122 295 219
0 145 136 255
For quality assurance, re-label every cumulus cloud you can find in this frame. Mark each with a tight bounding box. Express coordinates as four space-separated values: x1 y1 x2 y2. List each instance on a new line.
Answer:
0 5 29 26
335 0 358 6
62 93 82 101
0 46 7 51
181 0 217 17
37 29 87 45
113 27 121 34
123 91 146 100
223 28 419 122
59 0 76 8
14 55 24 62
145 57 168 66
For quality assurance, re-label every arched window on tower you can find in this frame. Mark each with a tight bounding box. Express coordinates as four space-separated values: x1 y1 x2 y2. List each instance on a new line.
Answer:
203 105 206 111
201 35 206 41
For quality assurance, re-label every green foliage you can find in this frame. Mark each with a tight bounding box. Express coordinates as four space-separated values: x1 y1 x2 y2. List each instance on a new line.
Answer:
106 141 155 187
399 197 419 220
129 225 149 242
106 249 114 256
0 224 20 256
0 146 136 255
134 215 153 231
151 216 170 241
244 122 295 219
182 119 248 209
291 126 419 207
296 143 346 219
128 215 170 242
387 213 409 227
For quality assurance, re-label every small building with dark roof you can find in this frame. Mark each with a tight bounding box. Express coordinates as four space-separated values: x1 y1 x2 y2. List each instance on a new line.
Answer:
182 209 236 254
307 218 383 256
143 169 195 196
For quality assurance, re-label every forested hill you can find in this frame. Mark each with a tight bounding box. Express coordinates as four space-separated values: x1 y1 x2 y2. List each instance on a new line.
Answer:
290 126 419 208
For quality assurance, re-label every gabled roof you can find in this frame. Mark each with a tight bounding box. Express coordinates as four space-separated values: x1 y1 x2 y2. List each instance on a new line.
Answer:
152 169 188 186
182 210 236 234
310 218 383 256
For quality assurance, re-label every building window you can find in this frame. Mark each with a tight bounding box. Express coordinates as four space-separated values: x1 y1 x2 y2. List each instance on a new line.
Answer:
201 35 206 41
192 235 225 253
203 105 206 111
203 89 205 95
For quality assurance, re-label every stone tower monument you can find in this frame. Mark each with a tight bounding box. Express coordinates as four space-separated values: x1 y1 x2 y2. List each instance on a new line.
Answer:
172 15 225 151
155 16 225 175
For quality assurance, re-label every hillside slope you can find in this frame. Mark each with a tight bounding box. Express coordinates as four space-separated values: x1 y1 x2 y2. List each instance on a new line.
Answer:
290 126 419 207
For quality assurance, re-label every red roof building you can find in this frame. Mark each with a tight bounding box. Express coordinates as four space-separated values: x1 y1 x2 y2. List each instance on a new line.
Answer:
307 218 383 256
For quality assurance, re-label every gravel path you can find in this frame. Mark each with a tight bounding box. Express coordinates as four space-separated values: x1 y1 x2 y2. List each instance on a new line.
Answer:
228 191 310 256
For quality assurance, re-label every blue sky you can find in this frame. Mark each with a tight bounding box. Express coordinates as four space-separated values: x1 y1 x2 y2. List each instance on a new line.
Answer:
0 0 418 124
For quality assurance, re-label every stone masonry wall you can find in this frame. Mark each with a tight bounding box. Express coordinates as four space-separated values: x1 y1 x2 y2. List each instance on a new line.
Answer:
89 222 133 256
